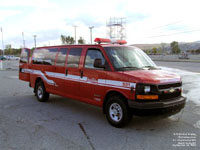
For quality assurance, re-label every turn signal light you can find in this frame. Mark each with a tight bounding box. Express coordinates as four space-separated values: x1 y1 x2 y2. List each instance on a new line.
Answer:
137 95 158 100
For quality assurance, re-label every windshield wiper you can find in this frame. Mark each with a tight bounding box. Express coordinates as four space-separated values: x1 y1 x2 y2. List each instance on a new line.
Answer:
142 66 160 70
117 66 141 71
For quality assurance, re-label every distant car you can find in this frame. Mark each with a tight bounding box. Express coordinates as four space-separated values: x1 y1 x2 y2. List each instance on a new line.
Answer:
6 55 19 60
179 54 189 59
0 55 6 60
15 57 20 60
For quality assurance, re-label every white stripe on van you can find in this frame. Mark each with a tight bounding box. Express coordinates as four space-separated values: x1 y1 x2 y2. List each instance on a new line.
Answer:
32 70 55 85
22 69 136 90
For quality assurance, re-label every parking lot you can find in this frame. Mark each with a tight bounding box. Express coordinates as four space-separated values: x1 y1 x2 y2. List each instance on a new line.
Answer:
0 60 199 150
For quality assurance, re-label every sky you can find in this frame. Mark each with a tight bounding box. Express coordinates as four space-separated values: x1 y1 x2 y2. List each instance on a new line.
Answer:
0 0 200 48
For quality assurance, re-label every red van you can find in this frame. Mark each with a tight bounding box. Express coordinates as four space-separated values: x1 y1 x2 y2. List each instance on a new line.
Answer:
19 38 186 127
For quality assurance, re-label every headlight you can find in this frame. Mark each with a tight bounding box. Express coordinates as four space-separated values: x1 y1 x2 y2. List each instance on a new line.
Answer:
144 86 151 93
136 84 153 94
136 83 158 100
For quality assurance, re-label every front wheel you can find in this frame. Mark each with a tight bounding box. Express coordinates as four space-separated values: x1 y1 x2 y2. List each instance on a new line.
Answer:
105 96 132 128
35 80 49 102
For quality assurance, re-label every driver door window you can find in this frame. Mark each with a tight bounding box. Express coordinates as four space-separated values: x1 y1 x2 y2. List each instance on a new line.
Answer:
84 49 105 69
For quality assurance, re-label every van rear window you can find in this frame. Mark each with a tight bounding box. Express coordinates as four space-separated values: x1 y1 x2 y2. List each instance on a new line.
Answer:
20 49 29 63
67 48 82 68
56 48 68 66
33 48 58 65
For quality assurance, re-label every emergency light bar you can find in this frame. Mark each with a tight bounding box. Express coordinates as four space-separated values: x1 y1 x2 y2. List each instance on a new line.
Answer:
94 38 127 45
94 38 111 44
113 40 127 45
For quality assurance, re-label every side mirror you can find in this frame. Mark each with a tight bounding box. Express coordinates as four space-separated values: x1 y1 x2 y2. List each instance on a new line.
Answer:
94 58 105 68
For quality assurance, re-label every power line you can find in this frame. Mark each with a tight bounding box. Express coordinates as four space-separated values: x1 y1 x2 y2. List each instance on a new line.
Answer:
146 28 200 38
151 21 182 30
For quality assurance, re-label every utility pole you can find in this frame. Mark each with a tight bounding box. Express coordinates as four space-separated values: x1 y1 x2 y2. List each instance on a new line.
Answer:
33 35 37 49
73 25 78 44
1 27 4 56
22 32 25 48
89 26 94 44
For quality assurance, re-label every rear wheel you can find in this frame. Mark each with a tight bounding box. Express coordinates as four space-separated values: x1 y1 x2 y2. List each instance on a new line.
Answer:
35 80 49 102
105 96 132 128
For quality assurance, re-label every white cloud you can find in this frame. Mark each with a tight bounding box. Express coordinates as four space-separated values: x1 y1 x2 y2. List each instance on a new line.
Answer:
0 10 21 22
0 0 56 8
1 0 200 48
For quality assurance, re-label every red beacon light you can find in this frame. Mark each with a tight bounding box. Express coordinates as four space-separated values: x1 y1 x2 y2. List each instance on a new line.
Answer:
116 40 127 45
94 38 111 44
94 38 127 45
112 40 127 45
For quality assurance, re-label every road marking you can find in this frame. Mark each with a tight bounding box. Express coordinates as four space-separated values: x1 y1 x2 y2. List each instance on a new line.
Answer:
8 76 18 79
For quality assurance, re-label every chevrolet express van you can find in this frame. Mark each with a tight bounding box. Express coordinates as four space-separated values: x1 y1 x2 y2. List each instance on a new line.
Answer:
19 38 186 127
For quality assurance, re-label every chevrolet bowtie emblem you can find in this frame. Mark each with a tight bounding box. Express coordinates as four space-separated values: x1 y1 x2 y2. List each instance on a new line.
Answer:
169 87 175 93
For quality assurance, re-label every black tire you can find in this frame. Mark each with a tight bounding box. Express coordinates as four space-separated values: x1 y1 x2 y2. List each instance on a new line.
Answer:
105 95 132 128
35 80 49 102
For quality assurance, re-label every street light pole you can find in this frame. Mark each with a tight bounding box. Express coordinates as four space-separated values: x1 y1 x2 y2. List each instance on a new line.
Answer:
89 26 94 44
22 32 25 48
33 35 37 49
73 25 78 44
1 27 4 56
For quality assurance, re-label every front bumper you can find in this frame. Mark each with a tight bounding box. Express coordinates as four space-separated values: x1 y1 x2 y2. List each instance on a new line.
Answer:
128 96 186 109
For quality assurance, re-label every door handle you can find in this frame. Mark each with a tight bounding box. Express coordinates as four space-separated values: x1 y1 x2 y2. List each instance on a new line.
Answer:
80 70 83 78
65 70 68 76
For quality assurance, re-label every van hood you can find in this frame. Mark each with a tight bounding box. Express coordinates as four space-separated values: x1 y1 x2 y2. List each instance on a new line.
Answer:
123 69 181 84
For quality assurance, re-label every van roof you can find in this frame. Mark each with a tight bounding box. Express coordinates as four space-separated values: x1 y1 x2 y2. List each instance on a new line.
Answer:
35 44 130 49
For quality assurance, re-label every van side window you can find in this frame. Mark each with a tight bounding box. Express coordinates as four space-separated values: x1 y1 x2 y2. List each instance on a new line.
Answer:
33 48 58 65
67 48 82 68
56 48 68 66
20 49 29 63
84 49 105 69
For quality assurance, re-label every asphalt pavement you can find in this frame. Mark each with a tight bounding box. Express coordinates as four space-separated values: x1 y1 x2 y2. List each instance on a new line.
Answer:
155 61 200 73
0 61 199 150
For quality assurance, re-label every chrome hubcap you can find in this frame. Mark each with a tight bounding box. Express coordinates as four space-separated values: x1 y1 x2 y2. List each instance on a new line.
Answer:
109 103 123 122
37 86 43 99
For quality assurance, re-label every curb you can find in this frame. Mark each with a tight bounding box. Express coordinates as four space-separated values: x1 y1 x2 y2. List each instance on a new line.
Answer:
152 59 200 63
0 68 19 71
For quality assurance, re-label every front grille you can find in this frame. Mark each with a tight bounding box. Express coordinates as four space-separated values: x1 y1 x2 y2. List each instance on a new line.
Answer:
158 82 182 90
158 82 182 101
135 82 182 101
159 91 181 100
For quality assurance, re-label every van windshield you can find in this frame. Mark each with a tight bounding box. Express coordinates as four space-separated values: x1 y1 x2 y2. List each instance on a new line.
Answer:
104 46 158 71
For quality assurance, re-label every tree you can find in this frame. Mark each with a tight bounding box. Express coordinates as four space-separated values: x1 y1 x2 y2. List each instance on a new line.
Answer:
170 41 180 54
157 47 162 54
152 47 157 55
60 35 75 44
144 50 149 54
160 43 167 54
61 35 66 44
196 49 200 54
78 37 85 44
5 44 13 55
191 50 195 54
